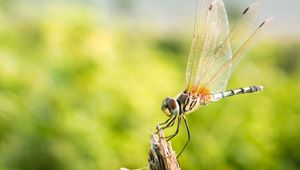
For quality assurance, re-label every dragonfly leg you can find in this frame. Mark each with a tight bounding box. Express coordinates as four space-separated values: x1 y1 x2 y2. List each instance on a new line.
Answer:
166 116 181 141
158 116 173 126
161 115 177 129
155 115 177 134
177 115 190 158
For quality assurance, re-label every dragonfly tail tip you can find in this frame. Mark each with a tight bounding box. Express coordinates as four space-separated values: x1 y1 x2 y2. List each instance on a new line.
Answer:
258 85 264 91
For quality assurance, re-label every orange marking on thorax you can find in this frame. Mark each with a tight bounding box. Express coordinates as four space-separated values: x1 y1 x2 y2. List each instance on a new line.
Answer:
197 87 211 100
185 86 212 101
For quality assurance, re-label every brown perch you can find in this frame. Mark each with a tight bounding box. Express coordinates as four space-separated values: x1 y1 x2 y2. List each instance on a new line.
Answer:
148 126 180 170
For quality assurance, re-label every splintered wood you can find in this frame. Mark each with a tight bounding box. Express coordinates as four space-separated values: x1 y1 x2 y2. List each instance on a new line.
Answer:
148 126 180 170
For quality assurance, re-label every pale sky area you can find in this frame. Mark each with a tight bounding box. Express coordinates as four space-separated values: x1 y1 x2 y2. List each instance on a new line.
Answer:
99 0 300 40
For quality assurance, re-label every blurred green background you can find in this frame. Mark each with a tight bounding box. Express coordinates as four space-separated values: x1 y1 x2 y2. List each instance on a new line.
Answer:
0 0 300 170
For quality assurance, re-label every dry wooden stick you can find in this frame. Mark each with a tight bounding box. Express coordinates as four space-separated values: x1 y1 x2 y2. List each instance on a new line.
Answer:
148 126 180 170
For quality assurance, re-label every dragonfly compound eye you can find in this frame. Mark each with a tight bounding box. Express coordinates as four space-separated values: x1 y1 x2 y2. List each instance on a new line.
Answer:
161 97 180 117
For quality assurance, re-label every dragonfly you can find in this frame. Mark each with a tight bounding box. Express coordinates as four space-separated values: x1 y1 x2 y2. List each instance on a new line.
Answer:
159 0 273 157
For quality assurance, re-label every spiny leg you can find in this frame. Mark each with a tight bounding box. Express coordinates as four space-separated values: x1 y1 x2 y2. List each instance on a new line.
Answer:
155 115 176 134
158 115 173 126
161 115 177 130
177 115 190 158
166 115 181 141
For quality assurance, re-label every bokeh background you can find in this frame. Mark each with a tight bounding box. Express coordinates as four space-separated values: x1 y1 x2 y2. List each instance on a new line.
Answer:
0 0 300 170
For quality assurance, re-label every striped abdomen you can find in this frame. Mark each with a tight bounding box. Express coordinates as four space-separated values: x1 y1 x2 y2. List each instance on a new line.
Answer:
210 85 264 102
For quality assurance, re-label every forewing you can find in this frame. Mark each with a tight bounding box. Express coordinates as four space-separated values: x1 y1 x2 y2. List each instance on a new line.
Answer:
185 0 231 93
196 2 266 93
185 0 213 92
197 2 261 93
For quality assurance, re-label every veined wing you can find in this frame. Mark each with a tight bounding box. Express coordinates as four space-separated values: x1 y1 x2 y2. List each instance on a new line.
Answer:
186 1 272 94
185 0 231 94
205 17 273 90
199 2 262 93
229 2 260 71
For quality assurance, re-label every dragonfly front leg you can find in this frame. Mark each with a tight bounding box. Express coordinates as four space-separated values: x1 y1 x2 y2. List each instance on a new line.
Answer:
161 115 177 129
158 115 173 126
166 115 182 141
156 115 177 134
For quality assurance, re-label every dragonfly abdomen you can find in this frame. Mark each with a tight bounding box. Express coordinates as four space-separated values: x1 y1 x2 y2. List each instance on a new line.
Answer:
211 85 264 102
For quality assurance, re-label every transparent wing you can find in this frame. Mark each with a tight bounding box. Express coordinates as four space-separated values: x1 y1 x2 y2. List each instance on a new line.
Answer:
185 0 231 93
194 0 232 93
201 2 262 92
185 0 214 92
205 17 273 89
229 2 260 71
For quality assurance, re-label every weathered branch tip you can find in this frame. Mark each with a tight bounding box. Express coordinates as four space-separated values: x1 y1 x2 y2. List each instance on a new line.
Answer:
148 125 180 170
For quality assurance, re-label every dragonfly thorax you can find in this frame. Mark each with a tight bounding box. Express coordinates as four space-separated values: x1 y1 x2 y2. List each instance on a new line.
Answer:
176 92 206 114
161 91 211 117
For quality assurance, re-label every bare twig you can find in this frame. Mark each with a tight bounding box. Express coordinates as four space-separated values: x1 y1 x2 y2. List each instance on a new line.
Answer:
148 126 180 170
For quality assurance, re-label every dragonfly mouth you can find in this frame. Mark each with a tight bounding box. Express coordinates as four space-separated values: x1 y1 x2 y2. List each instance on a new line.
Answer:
161 97 179 117
161 108 172 117
161 98 172 116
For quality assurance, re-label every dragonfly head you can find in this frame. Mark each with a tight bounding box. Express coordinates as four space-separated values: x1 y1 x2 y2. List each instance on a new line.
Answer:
161 97 180 117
